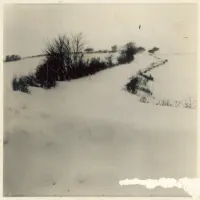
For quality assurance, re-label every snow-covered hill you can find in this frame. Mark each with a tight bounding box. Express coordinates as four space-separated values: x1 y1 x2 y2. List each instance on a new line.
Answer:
3 51 197 196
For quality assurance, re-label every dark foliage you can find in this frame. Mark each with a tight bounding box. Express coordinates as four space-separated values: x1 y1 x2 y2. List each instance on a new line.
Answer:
11 33 145 94
12 73 39 93
126 71 154 96
35 61 57 88
12 76 18 91
84 48 94 53
117 42 135 64
125 76 139 94
138 71 154 81
34 34 85 88
136 47 146 53
117 42 145 65
12 75 30 93
87 57 108 75
105 54 114 67
5 55 21 62
32 34 116 90
111 45 117 52
148 47 159 54
138 86 152 95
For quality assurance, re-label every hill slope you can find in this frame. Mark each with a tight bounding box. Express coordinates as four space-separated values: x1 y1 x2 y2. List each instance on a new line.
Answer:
3 52 197 196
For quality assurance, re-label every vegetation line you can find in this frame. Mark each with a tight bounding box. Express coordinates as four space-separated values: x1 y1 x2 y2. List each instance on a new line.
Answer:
11 32 145 94
125 52 196 109
125 52 167 96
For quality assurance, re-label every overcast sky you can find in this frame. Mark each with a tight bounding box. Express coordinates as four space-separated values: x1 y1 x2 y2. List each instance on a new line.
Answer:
3 3 197 57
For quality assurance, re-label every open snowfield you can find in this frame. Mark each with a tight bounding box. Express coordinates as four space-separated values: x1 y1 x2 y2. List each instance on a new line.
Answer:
3 51 197 196
149 53 197 101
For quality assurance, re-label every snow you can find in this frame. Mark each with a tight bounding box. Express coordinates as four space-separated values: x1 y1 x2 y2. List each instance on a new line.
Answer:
3 51 197 196
4 57 44 91
150 53 197 101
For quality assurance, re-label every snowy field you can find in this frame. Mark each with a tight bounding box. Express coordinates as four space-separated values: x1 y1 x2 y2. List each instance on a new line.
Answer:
3 51 197 196
150 53 197 101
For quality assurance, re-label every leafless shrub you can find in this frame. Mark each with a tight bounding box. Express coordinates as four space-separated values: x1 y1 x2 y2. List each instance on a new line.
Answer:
156 99 173 107
183 97 196 109
139 95 149 103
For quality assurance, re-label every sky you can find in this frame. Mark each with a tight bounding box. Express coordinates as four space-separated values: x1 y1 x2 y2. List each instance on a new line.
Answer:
3 3 197 57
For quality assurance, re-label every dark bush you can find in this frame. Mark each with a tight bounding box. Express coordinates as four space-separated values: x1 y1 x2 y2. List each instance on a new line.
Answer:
117 42 136 64
35 61 57 88
125 71 154 96
88 57 107 75
117 53 129 65
117 42 145 65
111 45 117 52
23 73 39 87
34 33 85 88
84 48 94 53
148 47 159 54
138 86 152 95
126 76 153 95
138 71 154 81
34 45 109 88
12 75 30 93
12 72 40 93
137 47 146 53
105 54 114 67
125 76 139 94
12 76 18 91
68 59 89 79
5 55 21 62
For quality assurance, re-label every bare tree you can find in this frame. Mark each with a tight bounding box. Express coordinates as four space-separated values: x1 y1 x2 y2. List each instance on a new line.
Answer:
71 32 85 68
111 45 117 52
43 35 71 80
34 32 86 88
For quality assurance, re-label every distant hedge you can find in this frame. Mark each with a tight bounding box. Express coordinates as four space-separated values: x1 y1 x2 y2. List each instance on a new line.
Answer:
5 55 21 62
148 47 159 54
